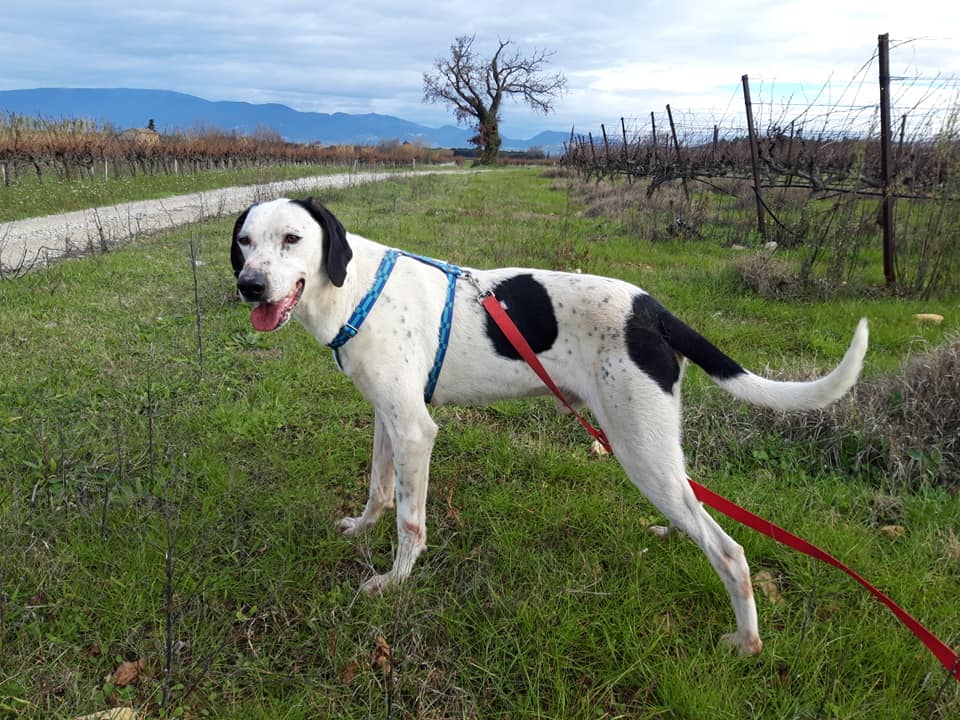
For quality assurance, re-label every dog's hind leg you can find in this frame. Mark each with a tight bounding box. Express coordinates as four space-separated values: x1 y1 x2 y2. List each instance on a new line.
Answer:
623 439 760 654
674 493 762 656
597 388 762 656
337 412 395 538
359 402 438 594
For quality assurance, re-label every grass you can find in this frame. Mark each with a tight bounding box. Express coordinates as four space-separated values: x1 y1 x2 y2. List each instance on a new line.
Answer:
1 169 958 718
0 164 361 223
569 173 960 298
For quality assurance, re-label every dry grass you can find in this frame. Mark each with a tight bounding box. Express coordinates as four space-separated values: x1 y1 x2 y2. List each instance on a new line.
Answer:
851 333 960 489
567 178 721 242
728 253 801 299
747 334 960 491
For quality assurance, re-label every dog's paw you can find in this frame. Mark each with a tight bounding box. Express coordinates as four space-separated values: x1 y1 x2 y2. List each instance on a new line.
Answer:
359 572 398 595
719 631 763 657
336 516 369 538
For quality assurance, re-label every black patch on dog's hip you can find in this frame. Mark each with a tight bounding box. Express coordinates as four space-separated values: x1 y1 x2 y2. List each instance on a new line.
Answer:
485 274 559 359
626 294 744 394
625 294 681 394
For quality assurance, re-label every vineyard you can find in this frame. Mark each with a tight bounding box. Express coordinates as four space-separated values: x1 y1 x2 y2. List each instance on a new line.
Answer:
562 36 960 298
0 114 456 186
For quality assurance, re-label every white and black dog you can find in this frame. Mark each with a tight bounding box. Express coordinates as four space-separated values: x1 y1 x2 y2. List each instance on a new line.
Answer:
231 196 868 656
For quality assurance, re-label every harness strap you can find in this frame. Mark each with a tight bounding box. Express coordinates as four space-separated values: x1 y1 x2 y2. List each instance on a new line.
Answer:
328 249 460 404
329 249 400 350
389 252 462 399
425 270 459 401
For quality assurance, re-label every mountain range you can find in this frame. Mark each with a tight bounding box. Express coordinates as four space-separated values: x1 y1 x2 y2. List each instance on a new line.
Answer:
0 88 570 154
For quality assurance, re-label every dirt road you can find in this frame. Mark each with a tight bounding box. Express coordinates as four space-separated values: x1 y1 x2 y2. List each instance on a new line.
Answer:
0 169 457 272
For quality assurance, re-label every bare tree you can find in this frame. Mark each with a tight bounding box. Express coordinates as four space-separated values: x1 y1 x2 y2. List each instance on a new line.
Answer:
423 35 566 164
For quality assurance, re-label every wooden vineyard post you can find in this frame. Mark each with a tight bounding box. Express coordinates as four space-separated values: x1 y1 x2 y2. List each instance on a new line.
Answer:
878 32 896 286
601 124 611 169
665 104 689 202
621 117 629 164
650 111 658 166
741 74 767 241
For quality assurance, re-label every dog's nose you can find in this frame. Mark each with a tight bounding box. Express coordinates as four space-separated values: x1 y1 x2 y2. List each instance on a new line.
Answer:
237 272 268 301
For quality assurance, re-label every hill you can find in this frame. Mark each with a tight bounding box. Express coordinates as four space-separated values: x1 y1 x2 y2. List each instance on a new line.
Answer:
0 88 569 154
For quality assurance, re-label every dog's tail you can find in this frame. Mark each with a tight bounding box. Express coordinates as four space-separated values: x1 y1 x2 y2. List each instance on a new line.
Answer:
665 315 869 411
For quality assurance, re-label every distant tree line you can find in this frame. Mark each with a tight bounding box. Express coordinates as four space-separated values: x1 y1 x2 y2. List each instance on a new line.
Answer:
0 114 457 186
451 146 549 161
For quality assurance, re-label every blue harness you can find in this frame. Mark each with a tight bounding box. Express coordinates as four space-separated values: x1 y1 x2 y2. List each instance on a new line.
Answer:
327 249 462 403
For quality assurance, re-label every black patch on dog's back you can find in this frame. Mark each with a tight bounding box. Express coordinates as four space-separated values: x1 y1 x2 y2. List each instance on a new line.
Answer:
485 274 559 359
625 294 744 394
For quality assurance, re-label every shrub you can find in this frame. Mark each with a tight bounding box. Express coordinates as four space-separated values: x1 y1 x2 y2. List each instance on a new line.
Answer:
760 334 960 490
729 253 800 299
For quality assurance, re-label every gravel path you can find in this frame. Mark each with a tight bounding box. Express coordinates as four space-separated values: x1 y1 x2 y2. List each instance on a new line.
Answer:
0 169 459 272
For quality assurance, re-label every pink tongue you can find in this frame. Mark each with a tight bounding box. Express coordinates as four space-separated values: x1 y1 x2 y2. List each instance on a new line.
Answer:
250 303 283 332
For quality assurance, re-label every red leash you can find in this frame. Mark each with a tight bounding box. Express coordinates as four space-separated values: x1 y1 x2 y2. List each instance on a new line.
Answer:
483 295 612 452
688 480 960 679
481 293 959 681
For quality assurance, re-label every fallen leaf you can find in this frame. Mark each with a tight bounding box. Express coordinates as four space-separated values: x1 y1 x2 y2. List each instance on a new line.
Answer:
340 660 360 685
371 636 392 674
944 529 960 563
753 570 786 606
110 658 145 687
82 643 102 659
774 661 791 685
591 439 609 457
880 524 907 539
444 486 461 525
648 525 672 539
73 709 138 720
817 600 843 621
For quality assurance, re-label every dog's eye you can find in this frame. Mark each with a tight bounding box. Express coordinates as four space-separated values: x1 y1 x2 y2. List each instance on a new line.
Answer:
284 233 301 245
237 236 251 246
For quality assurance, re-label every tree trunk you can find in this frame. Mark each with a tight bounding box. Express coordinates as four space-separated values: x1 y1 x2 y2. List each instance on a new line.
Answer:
475 115 502 164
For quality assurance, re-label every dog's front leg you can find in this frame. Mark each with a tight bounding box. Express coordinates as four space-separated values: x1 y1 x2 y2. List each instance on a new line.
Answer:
337 412 395 537
360 404 437 594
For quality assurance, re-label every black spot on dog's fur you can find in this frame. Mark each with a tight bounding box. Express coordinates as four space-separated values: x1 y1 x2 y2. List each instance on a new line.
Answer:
485 274 559 359
230 207 251 277
292 197 352 287
625 297 680 394
625 294 744 394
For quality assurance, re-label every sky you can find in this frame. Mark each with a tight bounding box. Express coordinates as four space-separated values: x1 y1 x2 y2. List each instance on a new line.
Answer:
1 0 958 140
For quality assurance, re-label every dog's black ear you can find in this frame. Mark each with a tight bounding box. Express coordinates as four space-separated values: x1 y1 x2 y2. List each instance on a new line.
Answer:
293 197 352 287
231 206 252 277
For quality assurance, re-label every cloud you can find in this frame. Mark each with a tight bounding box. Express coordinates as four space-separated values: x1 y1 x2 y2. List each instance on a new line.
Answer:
3 0 958 139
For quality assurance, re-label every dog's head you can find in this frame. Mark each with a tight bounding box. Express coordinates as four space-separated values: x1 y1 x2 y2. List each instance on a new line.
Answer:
231 197 353 331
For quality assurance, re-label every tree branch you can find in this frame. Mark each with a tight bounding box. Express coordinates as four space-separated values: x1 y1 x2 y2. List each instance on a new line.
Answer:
423 34 566 162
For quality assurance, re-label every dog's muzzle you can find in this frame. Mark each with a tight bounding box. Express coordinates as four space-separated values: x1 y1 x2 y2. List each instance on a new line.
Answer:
237 270 268 302
237 271 305 332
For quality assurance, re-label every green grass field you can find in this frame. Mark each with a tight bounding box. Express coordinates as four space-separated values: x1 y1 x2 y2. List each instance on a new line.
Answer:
1 169 958 718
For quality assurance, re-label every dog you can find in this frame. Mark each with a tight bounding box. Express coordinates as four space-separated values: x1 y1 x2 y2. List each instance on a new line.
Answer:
230 196 868 656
